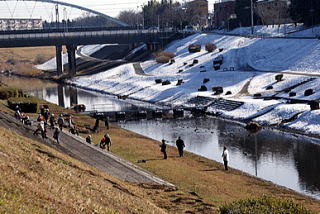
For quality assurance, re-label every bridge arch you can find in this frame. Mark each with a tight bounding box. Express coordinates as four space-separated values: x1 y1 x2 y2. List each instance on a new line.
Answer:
0 0 129 26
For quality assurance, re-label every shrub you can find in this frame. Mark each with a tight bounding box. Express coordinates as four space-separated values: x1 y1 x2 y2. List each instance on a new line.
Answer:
205 43 217 52
219 195 313 214
6 57 16 65
188 44 201 53
8 97 38 113
156 56 170 63
0 86 23 99
34 55 48 64
158 51 175 59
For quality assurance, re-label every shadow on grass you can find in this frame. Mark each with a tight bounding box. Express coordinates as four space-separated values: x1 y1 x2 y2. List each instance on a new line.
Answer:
138 156 182 163
201 168 222 172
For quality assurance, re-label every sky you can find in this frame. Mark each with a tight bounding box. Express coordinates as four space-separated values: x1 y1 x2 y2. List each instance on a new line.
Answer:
0 0 218 20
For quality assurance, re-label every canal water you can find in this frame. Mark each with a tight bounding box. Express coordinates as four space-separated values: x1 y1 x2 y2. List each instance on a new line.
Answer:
1 75 320 200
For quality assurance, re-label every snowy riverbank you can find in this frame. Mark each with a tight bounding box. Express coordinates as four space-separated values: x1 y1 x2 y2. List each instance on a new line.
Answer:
38 26 320 136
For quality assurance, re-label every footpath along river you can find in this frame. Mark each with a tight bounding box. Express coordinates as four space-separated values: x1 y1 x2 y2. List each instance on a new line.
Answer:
1 75 320 200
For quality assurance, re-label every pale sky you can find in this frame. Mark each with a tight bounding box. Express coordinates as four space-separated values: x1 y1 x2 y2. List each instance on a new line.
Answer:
0 0 217 20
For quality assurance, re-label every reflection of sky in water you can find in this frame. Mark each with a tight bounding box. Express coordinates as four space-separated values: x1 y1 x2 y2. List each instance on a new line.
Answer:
119 118 320 200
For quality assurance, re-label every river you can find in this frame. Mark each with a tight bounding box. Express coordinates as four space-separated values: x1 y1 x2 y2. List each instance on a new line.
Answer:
1 75 320 200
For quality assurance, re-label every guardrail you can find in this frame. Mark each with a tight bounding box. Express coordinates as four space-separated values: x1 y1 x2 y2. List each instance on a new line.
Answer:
0 29 180 48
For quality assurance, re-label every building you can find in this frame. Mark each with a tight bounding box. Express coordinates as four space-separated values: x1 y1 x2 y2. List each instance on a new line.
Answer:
255 0 292 25
0 18 43 31
213 0 236 29
187 0 208 29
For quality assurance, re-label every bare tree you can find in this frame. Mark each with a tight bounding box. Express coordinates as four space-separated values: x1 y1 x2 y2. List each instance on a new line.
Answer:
118 10 143 27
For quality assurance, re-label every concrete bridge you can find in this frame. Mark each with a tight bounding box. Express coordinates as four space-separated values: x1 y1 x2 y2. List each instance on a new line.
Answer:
0 0 186 76
0 28 182 76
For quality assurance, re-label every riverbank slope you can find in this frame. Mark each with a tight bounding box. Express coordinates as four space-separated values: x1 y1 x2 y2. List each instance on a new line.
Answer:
0 95 319 212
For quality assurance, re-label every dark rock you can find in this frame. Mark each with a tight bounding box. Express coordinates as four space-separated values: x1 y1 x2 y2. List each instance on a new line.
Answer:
193 59 199 64
155 79 162 84
170 59 175 64
188 44 201 53
213 64 220 70
212 86 223 95
254 93 262 97
200 70 206 73
309 100 320 111
178 69 183 73
275 74 283 82
162 80 171 85
183 62 188 66
266 86 273 90
176 79 184 86
219 48 224 52
203 78 210 84
199 65 205 68
198 85 208 92
213 55 224 65
225 91 232 95
304 89 314 96
289 92 296 97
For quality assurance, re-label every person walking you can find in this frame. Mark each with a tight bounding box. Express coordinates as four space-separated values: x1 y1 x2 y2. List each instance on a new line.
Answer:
49 113 55 129
222 146 229 171
57 114 64 131
176 136 185 157
105 116 110 129
33 120 45 139
160 139 167 159
53 127 60 144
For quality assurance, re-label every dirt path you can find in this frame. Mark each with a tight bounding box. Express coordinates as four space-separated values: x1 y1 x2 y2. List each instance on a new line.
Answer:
0 111 172 186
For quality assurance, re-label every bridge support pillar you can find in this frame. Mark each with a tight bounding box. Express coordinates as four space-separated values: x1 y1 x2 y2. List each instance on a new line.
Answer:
57 85 65 107
67 45 77 76
69 87 78 107
55 45 63 75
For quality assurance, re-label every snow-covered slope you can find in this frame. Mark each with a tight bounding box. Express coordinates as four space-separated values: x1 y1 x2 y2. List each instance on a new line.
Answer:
68 27 320 135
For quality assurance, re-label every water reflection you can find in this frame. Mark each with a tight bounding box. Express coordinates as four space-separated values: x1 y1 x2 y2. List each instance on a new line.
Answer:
118 118 320 200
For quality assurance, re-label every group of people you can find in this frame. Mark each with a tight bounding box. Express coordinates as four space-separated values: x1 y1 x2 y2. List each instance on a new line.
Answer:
14 105 31 125
160 137 230 171
159 136 185 160
84 133 112 151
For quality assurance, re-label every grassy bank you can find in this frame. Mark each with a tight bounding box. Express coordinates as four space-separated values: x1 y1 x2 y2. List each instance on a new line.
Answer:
2 92 319 213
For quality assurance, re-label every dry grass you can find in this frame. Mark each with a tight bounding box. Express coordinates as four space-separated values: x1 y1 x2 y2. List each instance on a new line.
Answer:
156 56 171 63
0 47 56 63
0 47 56 76
99 126 320 213
0 101 217 213
0 127 168 213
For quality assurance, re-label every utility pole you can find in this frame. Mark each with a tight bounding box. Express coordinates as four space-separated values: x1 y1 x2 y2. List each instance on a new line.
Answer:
250 0 254 35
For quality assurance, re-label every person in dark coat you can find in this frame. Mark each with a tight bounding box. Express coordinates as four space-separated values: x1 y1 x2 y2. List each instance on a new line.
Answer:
53 127 60 144
176 136 185 157
160 139 167 159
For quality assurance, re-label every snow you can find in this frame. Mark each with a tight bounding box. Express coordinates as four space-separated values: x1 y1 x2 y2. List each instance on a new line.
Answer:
60 25 320 135
79 44 109 56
